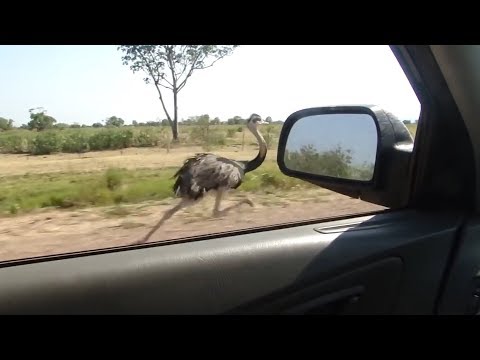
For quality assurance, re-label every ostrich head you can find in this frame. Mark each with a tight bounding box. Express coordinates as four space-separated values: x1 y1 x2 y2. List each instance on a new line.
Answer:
246 113 265 132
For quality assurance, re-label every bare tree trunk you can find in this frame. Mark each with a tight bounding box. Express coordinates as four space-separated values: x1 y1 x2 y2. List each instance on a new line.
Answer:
153 82 177 143
172 90 179 142
171 120 179 142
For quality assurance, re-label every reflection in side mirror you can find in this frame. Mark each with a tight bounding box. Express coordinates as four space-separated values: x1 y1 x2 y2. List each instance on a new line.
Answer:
283 113 378 182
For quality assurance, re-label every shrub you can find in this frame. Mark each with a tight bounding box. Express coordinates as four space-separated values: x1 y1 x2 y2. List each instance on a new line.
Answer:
105 168 123 191
62 132 90 153
31 131 63 155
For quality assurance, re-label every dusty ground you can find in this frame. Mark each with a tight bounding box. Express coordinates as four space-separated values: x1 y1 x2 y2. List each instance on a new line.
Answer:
0 190 384 262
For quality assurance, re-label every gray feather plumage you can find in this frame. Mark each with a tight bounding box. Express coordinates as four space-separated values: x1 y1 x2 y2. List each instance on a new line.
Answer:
173 153 245 200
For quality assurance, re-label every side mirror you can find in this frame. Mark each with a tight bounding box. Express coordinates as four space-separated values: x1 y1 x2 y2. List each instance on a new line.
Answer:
277 105 414 208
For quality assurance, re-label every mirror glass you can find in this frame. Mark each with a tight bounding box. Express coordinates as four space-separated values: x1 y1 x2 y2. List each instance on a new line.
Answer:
283 113 378 181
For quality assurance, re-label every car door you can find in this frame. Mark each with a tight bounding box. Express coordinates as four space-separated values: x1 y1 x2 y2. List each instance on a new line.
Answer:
0 45 475 315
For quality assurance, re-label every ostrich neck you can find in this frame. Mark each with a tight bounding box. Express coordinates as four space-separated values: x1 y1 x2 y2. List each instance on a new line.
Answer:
243 126 267 173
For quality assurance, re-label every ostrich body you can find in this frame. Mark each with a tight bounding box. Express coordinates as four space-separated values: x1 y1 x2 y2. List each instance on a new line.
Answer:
137 114 268 244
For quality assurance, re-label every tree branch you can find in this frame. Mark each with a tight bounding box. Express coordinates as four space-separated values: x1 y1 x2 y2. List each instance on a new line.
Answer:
136 49 172 121
167 47 177 86
195 54 227 70
154 82 172 122
160 76 174 88
177 52 202 92
157 81 174 91
174 46 188 78
144 49 173 88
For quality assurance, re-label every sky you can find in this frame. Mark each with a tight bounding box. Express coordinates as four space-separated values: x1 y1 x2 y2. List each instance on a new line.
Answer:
286 113 378 166
0 45 421 126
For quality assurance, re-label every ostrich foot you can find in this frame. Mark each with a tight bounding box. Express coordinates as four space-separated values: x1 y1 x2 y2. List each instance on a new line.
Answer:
243 198 254 207
212 209 225 218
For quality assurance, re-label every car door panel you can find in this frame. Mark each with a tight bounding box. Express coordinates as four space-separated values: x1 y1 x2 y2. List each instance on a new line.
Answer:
0 209 463 314
437 216 480 315
228 257 403 315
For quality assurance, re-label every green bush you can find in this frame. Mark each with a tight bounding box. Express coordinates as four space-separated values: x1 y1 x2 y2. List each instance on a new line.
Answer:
0 134 31 153
105 168 123 191
31 131 63 155
87 129 133 151
201 130 226 150
260 173 282 187
47 195 75 208
263 125 278 149
284 144 354 178
62 132 90 153
109 129 133 149
133 129 160 147
207 130 226 146
88 131 111 151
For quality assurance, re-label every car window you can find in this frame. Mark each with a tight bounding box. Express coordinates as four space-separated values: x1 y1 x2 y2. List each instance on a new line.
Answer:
0 45 420 262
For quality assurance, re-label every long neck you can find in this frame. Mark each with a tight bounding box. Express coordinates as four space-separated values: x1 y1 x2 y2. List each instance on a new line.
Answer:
243 126 267 173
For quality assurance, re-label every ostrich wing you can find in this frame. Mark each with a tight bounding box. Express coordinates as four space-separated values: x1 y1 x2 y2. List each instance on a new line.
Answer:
173 154 245 199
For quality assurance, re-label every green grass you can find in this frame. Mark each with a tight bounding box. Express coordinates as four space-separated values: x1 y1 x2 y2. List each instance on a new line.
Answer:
0 160 317 216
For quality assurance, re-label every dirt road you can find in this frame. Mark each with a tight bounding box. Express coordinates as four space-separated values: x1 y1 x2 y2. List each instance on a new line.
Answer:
0 191 384 262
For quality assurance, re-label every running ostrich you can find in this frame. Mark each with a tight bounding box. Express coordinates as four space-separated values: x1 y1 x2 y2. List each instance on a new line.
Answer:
136 113 268 244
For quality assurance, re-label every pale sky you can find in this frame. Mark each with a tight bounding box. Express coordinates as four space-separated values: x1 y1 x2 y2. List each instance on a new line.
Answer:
287 113 378 166
0 45 421 126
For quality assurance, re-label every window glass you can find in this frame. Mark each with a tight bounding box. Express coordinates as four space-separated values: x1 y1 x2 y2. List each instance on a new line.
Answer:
0 45 420 262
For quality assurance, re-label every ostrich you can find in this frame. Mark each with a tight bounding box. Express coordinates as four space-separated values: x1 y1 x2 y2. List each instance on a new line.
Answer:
135 113 268 244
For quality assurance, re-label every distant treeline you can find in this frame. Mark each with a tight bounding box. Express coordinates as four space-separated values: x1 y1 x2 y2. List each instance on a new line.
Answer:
0 113 284 131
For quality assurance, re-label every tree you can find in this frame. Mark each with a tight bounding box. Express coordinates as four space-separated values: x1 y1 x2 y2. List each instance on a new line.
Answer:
105 116 125 127
118 45 238 142
210 117 221 125
27 108 57 131
0 117 14 130
92 122 104 128
55 123 70 129
284 144 354 178
227 116 244 125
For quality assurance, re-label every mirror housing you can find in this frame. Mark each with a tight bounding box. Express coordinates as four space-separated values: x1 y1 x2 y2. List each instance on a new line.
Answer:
277 105 414 208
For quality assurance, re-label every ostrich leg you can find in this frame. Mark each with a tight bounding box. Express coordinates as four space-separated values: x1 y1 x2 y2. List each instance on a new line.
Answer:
219 196 254 214
213 190 254 217
213 189 225 217
133 198 191 245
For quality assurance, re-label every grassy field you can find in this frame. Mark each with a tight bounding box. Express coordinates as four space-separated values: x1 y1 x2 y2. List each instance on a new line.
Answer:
1 159 316 215
0 123 417 216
